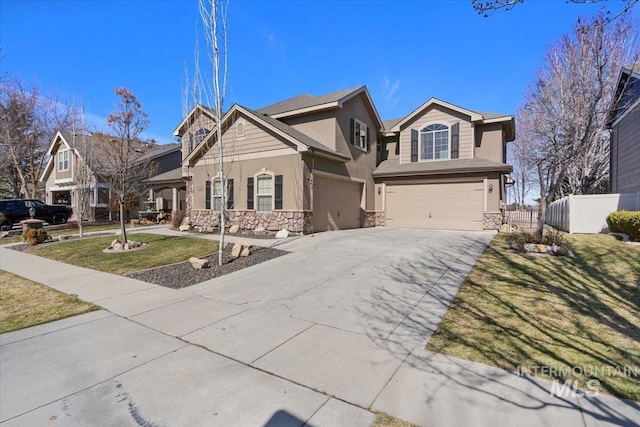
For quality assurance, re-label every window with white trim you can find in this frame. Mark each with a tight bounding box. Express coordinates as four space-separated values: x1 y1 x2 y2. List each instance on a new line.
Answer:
256 174 273 212
420 124 449 160
352 119 368 150
58 150 69 171
212 178 223 211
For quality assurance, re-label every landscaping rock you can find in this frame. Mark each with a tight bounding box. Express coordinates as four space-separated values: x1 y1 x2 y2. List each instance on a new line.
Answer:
112 242 123 251
189 257 209 269
231 242 243 258
130 219 140 226
124 243 131 251
229 224 240 234
179 224 191 232
276 228 289 239
254 226 265 234
240 246 251 257
111 239 119 247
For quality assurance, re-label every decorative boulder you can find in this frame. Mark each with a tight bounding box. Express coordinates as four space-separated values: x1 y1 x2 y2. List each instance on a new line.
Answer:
254 226 265 234
240 247 251 257
229 224 240 234
124 243 131 251
111 239 119 247
112 242 123 251
231 242 243 258
189 257 209 269
276 228 289 239
179 224 191 232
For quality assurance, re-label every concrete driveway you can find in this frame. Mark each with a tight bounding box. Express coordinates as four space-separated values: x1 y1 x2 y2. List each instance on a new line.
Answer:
5 227 633 426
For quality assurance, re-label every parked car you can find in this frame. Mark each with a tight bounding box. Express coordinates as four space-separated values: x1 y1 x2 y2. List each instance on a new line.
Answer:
0 199 72 230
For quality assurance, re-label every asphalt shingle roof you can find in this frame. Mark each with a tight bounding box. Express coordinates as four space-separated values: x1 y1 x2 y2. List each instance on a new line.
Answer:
382 117 403 132
257 86 363 116
373 158 512 177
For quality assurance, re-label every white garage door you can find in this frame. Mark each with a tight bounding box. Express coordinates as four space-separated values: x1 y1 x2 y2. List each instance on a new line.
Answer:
313 176 362 232
386 182 484 230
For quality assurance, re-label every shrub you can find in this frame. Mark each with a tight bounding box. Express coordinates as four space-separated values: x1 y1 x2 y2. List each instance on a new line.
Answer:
541 229 564 246
506 230 565 252
65 221 79 229
607 210 640 241
23 228 49 245
171 210 184 229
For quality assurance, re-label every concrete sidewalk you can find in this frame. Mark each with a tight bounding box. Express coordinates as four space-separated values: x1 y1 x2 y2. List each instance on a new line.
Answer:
1 229 639 426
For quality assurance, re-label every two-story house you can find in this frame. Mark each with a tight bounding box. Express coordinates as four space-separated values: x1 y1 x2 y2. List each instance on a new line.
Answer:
607 64 640 193
176 87 515 233
374 98 515 230
40 131 181 221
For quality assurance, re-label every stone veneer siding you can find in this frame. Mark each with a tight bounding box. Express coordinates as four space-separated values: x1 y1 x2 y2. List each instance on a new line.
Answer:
191 209 313 234
483 212 503 230
364 211 386 227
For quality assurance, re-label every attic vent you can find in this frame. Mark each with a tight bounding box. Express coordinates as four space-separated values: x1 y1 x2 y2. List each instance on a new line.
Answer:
134 148 143 153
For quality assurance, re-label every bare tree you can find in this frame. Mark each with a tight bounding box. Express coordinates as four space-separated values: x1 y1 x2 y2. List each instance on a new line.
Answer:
472 0 638 22
198 0 229 266
0 78 74 199
507 135 535 209
517 13 638 234
70 104 94 237
94 87 155 245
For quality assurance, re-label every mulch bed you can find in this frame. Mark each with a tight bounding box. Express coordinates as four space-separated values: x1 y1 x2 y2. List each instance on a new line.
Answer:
124 245 288 289
195 228 297 240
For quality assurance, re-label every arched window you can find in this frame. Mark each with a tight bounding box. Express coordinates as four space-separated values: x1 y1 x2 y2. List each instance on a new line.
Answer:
420 124 449 160
237 121 245 138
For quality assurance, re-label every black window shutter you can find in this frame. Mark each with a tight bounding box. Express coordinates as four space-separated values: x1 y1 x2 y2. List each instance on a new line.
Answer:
349 118 355 145
205 180 211 210
247 177 254 210
226 178 234 209
410 129 418 162
274 175 283 210
366 126 370 151
451 122 460 159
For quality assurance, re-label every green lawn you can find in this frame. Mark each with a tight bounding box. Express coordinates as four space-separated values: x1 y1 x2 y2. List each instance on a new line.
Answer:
426 234 640 401
0 270 98 333
28 233 218 275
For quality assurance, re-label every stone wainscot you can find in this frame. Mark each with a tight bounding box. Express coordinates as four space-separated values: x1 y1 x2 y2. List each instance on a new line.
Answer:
191 209 313 234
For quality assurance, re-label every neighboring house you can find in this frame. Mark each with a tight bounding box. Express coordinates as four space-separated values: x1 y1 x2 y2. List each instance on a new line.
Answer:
176 86 515 233
607 64 640 194
40 131 181 221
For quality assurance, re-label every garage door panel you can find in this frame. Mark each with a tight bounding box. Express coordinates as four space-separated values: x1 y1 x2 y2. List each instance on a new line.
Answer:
313 177 362 232
386 182 483 231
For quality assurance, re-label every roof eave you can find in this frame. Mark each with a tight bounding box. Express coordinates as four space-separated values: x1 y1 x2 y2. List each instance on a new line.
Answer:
373 164 513 178
390 98 483 132
270 101 340 119
308 148 351 163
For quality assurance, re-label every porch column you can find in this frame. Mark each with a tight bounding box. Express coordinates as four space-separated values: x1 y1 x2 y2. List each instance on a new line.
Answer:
172 187 178 212
148 189 154 206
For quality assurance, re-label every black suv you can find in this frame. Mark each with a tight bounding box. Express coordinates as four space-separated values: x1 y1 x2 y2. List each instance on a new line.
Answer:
0 199 72 230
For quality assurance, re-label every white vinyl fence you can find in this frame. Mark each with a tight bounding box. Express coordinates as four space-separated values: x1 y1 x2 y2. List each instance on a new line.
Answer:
546 193 640 233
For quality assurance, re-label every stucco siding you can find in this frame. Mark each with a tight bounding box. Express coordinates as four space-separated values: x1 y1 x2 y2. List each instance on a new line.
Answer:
282 110 337 152
192 154 304 211
399 105 473 164
475 123 505 163
611 104 640 193
333 93 380 210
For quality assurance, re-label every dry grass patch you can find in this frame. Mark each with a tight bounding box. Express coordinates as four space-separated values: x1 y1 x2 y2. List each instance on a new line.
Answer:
0 270 98 333
427 234 640 401
373 413 419 427
27 233 218 275
0 223 122 245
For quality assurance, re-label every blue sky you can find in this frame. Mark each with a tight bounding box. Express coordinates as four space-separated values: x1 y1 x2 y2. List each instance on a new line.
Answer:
1 0 635 144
